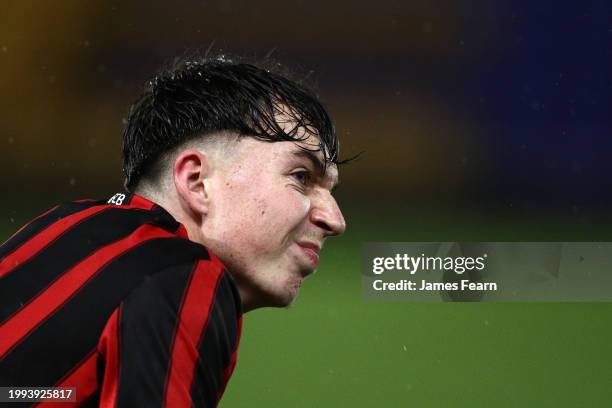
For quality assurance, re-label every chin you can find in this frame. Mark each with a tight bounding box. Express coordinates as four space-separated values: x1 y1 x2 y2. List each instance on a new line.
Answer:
265 289 299 308
259 280 302 308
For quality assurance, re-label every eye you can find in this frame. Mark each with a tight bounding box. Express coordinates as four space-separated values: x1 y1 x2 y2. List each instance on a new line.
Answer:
291 170 311 185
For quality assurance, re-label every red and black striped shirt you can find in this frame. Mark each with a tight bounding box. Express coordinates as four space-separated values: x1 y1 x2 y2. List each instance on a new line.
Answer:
0 193 243 407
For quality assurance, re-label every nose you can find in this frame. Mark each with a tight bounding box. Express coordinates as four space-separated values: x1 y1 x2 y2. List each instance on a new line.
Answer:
310 191 346 237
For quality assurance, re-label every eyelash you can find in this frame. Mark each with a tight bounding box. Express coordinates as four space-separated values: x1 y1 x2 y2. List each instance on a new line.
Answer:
291 170 311 185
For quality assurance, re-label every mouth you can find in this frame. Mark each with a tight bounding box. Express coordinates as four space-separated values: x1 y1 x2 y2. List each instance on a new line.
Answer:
296 241 321 273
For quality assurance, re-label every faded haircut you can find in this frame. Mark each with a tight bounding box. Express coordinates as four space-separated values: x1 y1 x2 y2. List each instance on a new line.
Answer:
121 54 340 191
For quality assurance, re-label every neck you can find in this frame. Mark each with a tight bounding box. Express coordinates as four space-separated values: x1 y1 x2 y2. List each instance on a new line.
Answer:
135 190 257 313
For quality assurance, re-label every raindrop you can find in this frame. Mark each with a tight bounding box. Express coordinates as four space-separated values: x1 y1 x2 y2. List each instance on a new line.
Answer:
69 178 76 186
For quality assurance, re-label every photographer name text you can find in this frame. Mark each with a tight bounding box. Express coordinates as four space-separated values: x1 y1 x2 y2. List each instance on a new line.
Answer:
372 279 497 292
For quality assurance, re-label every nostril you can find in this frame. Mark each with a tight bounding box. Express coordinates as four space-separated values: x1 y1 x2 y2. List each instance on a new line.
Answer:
314 219 333 233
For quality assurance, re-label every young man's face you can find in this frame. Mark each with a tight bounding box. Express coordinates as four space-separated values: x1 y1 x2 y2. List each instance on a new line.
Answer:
202 134 346 309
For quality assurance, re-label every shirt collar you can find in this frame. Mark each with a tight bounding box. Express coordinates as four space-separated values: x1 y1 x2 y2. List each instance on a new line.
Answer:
108 192 189 239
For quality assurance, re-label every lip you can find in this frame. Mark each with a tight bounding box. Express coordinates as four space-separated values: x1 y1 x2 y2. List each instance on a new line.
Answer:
296 241 321 270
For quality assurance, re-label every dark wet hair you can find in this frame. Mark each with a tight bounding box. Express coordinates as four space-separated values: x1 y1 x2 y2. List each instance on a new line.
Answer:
122 54 340 190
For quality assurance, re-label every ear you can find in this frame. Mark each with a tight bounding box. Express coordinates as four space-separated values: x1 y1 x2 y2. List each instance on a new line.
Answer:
173 149 211 216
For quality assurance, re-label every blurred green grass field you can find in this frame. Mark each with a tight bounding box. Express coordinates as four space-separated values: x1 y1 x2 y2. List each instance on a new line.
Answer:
221 209 612 407
2 206 611 407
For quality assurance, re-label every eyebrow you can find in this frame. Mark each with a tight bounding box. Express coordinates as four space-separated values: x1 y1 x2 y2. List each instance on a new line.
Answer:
291 150 340 192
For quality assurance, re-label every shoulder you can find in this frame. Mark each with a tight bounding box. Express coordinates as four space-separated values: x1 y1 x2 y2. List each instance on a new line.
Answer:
124 255 242 321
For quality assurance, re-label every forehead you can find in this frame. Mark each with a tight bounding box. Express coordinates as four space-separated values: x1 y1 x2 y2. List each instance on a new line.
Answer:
232 134 339 185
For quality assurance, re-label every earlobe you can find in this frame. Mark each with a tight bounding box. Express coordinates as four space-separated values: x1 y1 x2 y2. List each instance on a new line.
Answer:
173 149 210 216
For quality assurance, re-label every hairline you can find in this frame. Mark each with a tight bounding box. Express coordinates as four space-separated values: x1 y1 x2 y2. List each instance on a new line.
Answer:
132 129 336 195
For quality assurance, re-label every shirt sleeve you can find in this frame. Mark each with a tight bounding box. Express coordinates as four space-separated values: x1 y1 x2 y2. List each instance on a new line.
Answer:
96 257 242 408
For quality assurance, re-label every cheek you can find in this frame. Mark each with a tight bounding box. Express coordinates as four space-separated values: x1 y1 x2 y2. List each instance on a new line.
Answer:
242 189 310 245
216 170 311 245
219 189 273 241
264 187 310 219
